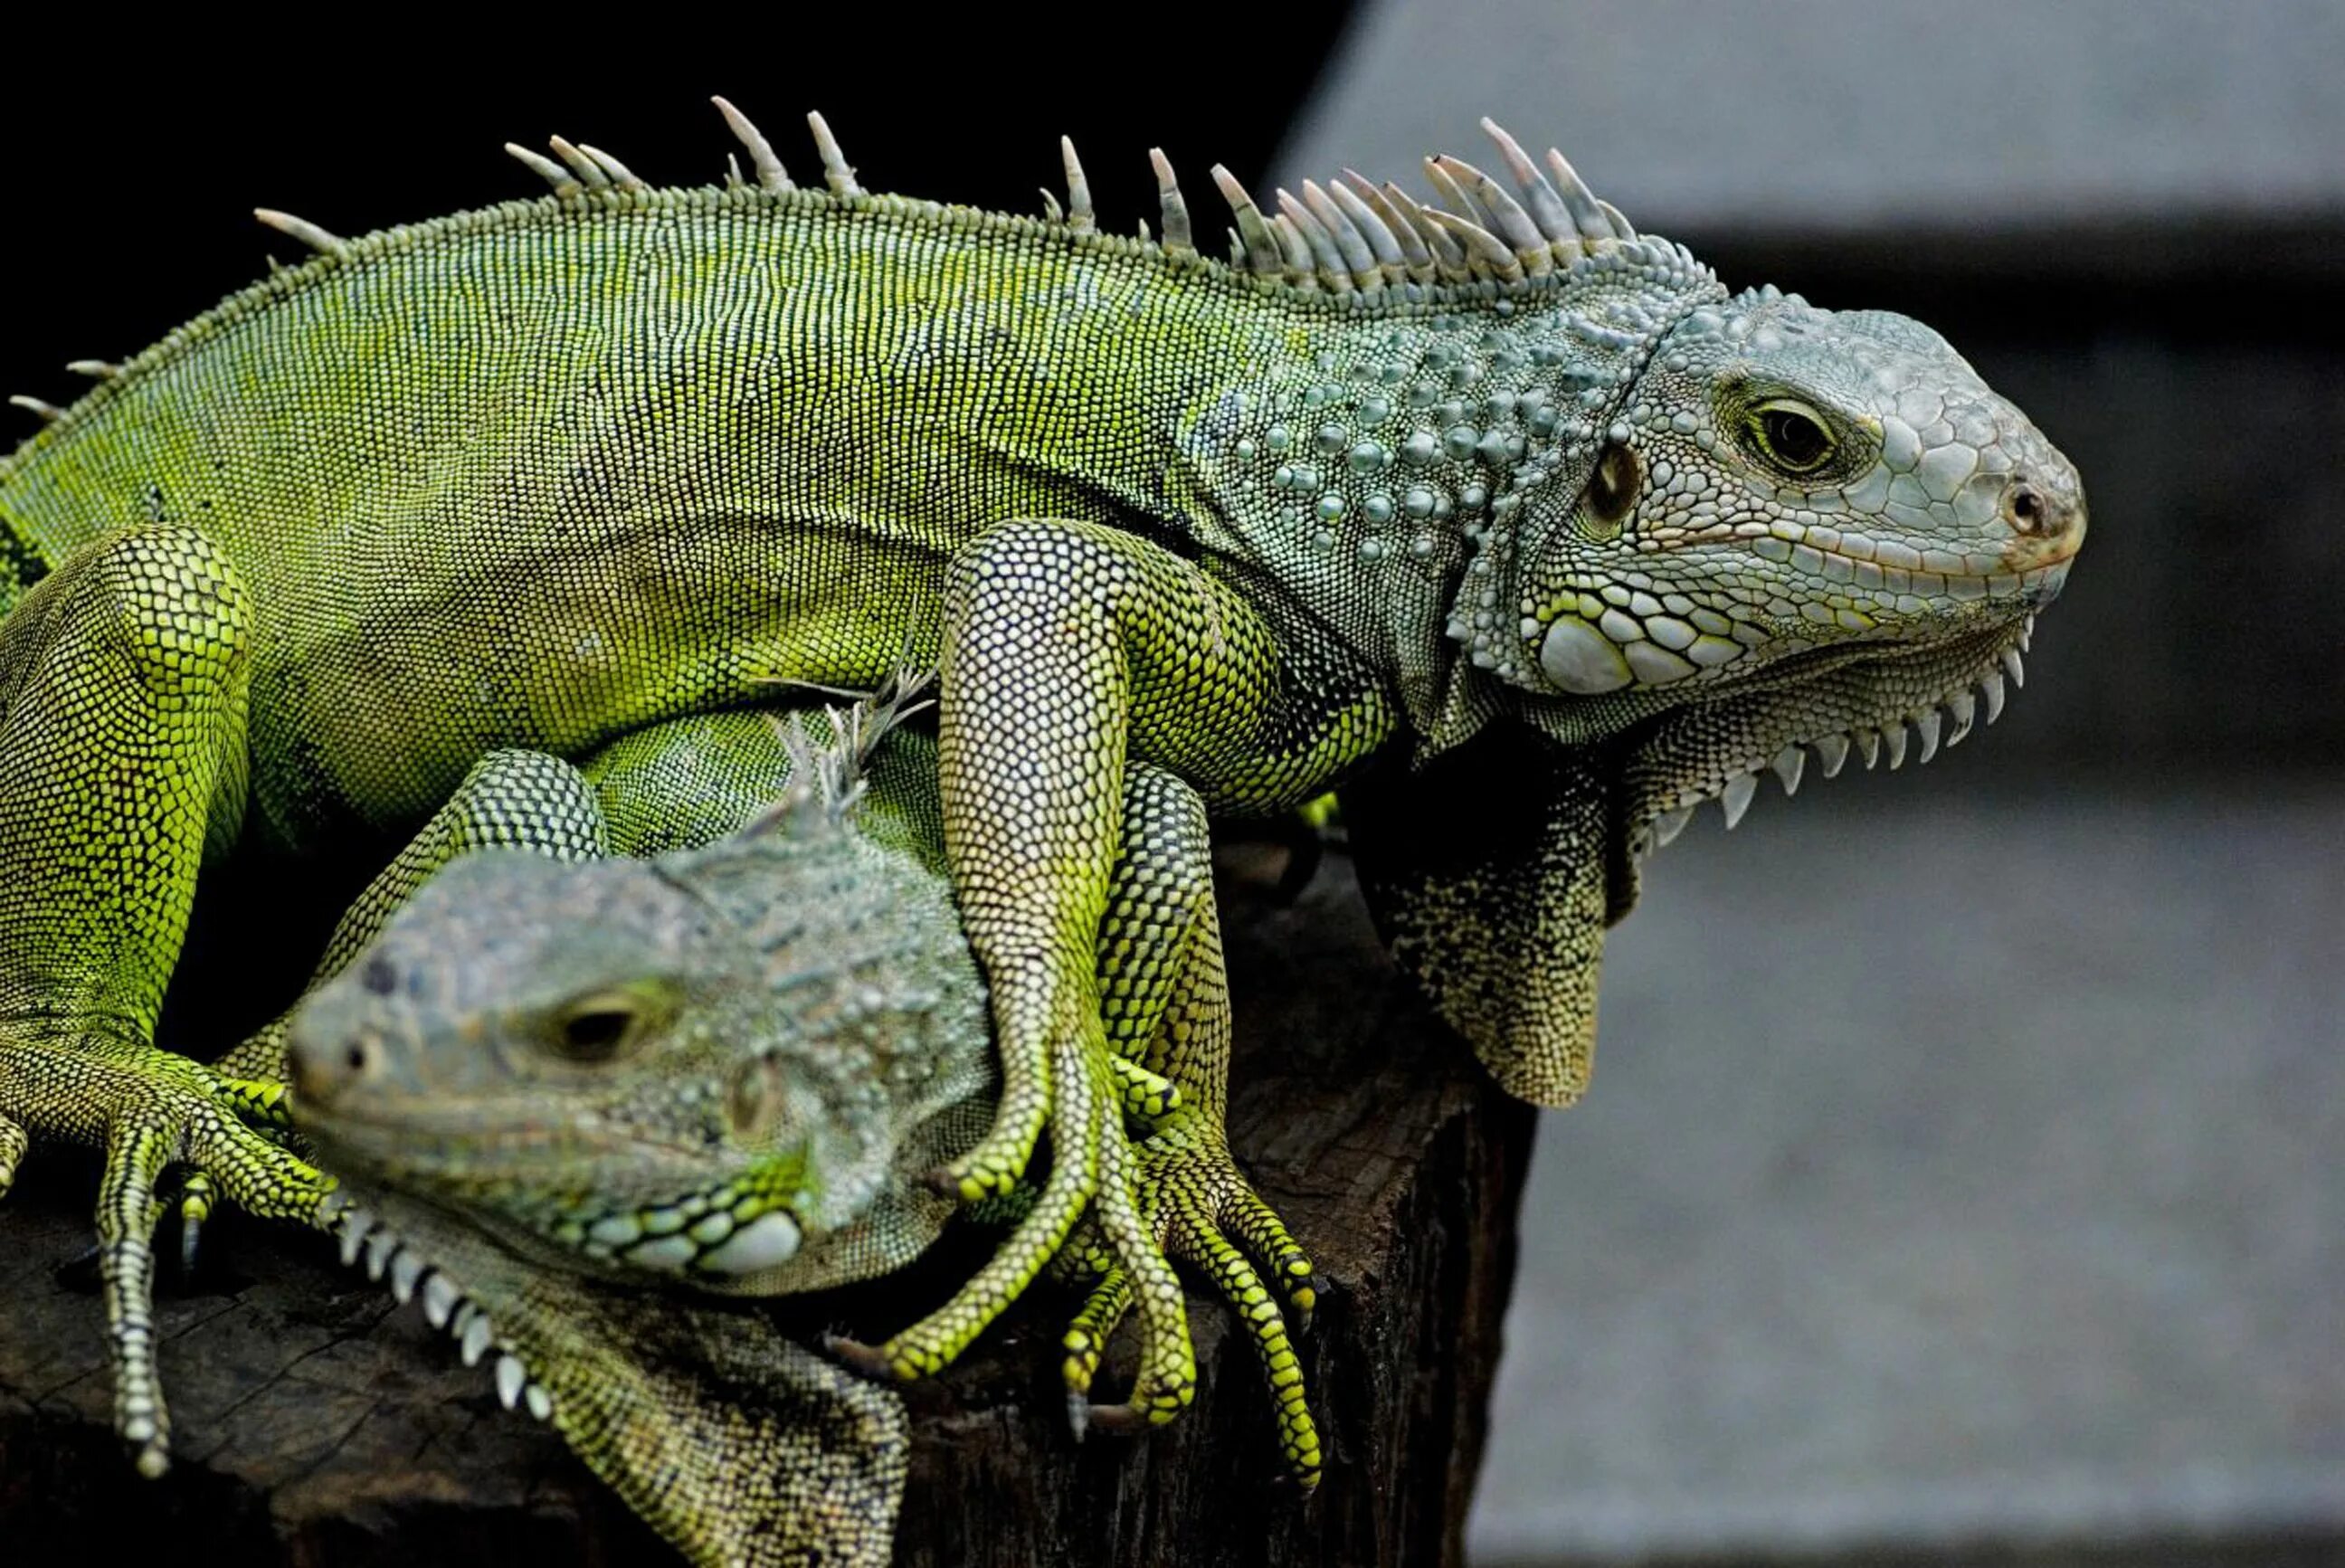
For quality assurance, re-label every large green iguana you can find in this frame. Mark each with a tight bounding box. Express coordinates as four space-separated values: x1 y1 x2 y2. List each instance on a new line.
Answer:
261 688 1302 1564
0 100 2084 1476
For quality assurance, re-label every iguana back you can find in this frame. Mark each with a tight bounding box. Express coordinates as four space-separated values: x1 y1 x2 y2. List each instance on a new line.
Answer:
0 165 1279 835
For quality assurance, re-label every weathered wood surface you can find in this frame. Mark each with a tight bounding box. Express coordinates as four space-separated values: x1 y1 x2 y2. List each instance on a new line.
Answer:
0 856 1535 1567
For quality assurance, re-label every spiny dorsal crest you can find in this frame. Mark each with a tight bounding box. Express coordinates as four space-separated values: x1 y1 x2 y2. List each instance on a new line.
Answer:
182 103 1720 431
227 100 1712 319
690 103 1710 303
739 664 935 840
461 101 1709 306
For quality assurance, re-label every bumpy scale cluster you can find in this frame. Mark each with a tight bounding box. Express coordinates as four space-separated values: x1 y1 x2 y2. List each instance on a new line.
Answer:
1184 236 1723 728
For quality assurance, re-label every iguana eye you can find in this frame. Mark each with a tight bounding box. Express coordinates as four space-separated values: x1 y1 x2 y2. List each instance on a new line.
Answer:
1583 442 1640 535
549 995 641 1063
1746 399 1835 474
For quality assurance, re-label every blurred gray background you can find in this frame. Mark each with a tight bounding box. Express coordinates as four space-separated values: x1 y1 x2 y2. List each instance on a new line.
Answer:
1276 3 2344 1563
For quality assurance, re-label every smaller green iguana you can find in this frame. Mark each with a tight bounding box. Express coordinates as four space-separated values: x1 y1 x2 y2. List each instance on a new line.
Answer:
271 685 1317 1564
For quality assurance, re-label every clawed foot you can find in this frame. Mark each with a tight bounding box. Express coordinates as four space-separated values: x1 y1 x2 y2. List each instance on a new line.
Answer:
173 1075 305 1268
825 1022 1197 1430
1059 1110 1321 1487
0 1031 333 1476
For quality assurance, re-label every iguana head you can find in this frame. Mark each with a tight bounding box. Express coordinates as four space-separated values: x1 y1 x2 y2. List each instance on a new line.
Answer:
289 821 988 1297
1493 287 2084 844
1237 121 2081 817
1300 127 2084 1107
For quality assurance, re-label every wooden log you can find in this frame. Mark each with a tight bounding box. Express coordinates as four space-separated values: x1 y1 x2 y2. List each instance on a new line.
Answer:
0 856 1535 1566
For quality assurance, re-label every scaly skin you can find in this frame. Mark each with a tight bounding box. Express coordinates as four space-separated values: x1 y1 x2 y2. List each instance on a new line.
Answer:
281 694 1319 1561
0 103 2083 1468
313 1180 915 1568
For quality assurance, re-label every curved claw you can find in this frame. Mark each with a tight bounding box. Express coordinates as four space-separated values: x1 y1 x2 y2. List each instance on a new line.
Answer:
1080 1400 1157 1437
176 1172 215 1272
821 1330 914 1384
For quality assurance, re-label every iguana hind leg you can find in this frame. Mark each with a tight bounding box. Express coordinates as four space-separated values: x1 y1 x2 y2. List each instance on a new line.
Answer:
0 523 328 1477
1062 762 1322 1484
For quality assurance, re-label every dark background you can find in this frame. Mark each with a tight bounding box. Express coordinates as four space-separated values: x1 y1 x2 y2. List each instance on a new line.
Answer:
0 15 1353 413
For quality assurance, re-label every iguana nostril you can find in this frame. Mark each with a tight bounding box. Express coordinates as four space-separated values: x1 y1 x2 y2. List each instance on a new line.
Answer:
2005 480 2052 535
362 955 397 995
288 1028 359 1107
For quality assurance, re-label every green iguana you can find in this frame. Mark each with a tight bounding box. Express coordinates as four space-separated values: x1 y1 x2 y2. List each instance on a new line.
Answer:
0 100 2084 1476
274 687 1305 1564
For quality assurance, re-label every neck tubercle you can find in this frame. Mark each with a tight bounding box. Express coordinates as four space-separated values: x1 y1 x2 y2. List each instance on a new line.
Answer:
1180 255 1725 756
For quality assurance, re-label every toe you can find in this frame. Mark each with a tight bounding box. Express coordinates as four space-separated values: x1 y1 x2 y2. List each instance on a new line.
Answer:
821 1332 915 1383
0 1111 26 1198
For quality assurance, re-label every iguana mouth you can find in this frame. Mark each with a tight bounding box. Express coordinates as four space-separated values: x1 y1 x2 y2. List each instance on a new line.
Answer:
304 1107 813 1281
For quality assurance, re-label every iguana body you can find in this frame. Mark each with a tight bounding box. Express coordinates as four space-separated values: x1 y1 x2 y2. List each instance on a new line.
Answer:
273 693 1309 1564
0 101 2084 1471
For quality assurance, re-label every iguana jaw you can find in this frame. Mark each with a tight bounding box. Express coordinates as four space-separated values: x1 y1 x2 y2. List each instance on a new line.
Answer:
300 1101 818 1287
1613 609 2045 860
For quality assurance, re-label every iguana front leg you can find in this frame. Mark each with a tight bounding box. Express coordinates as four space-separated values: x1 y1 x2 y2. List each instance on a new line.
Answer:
844 517 1390 1433
0 524 328 1477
